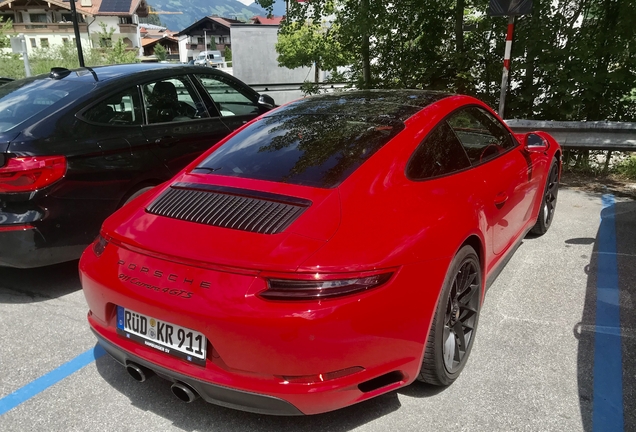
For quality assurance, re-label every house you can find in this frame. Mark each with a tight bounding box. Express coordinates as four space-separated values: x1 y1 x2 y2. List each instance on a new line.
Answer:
175 16 242 63
0 0 149 54
249 15 284 25
140 24 178 59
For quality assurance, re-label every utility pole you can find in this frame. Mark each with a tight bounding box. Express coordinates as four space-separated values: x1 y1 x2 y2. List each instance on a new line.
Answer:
498 16 514 117
487 0 532 118
69 0 85 67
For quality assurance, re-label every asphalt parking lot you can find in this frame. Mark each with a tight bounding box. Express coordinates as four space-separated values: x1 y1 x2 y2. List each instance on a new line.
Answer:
1 187 634 432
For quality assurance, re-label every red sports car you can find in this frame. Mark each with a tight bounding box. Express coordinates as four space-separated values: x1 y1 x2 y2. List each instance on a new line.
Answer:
80 90 561 415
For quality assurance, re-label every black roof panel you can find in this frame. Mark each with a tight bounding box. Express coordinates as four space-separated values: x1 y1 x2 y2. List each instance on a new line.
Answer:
98 0 132 13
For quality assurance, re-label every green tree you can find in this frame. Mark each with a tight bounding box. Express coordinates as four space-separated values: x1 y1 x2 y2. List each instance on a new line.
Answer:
0 17 12 49
153 43 167 61
96 22 115 48
106 38 137 64
276 21 349 83
257 0 636 121
224 47 232 62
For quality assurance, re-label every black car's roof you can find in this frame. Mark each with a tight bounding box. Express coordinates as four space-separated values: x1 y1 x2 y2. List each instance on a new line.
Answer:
268 89 454 122
48 63 224 84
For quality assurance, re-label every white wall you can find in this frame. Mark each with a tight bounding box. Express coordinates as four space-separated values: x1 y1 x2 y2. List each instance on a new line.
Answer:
231 25 325 85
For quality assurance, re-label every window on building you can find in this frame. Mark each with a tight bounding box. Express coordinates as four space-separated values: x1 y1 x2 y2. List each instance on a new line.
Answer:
30 38 37 48
40 38 49 48
29 14 48 23
61 13 73 22
62 38 69 44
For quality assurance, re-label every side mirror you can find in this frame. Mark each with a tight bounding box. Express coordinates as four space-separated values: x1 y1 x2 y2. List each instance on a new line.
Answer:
258 94 276 110
524 133 549 152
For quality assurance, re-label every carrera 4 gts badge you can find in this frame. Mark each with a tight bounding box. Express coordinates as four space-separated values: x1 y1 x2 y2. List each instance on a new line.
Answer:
118 274 193 299
117 260 214 299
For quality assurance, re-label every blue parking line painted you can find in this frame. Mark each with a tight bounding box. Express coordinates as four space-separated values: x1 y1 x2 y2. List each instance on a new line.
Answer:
0 345 106 416
593 194 624 432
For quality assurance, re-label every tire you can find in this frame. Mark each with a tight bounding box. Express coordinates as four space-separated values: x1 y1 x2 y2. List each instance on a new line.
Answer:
120 186 156 208
418 245 482 386
530 158 559 236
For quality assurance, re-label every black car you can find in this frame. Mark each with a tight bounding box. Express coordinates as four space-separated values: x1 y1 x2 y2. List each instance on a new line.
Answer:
0 64 275 268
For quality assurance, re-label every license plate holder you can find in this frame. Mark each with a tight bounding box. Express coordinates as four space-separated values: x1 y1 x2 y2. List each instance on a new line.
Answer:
116 306 206 366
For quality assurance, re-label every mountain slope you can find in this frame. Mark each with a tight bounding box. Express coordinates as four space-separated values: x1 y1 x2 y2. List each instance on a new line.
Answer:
146 0 269 32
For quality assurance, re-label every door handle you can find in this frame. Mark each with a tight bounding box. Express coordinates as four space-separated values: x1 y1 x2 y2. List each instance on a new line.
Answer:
494 192 508 208
155 136 177 147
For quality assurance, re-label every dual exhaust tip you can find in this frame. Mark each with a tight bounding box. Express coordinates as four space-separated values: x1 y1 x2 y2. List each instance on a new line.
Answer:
125 362 200 403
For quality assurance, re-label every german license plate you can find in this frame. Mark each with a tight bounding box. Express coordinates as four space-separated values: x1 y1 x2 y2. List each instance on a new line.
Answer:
116 306 206 366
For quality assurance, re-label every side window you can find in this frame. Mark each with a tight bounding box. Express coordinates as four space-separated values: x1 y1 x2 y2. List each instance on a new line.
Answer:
447 106 515 165
195 74 258 117
142 77 208 124
407 121 472 180
83 88 142 126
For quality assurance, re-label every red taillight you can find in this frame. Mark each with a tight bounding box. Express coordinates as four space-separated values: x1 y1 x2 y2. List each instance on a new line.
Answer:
92 234 109 257
0 156 66 193
260 271 394 301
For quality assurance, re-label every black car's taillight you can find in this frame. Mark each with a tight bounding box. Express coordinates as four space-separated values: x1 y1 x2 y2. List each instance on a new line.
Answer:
260 272 393 301
0 156 66 193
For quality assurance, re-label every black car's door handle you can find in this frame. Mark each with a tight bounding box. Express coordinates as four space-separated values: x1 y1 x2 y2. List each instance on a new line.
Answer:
155 136 178 147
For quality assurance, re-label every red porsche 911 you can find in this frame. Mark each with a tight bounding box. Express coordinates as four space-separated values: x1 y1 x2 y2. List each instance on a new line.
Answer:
80 90 561 415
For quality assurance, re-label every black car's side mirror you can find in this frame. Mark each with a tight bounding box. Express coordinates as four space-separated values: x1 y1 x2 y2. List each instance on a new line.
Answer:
524 133 549 152
258 94 276 110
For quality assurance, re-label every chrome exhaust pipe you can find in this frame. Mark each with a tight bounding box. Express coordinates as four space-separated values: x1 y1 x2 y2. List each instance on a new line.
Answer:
171 382 200 403
126 362 153 382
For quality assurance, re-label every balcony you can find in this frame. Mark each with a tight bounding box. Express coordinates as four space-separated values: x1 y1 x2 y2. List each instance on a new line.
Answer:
118 23 138 34
12 23 88 33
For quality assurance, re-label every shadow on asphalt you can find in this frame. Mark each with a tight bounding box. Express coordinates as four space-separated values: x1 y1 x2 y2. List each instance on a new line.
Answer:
94 353 446 431
0 260 81 303
575 199 636 432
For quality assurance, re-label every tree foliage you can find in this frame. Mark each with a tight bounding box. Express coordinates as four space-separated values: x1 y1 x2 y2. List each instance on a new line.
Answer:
276 21 349 82
153 43 167 61
106 38 137 64
0 17 12 49
256 0 636 121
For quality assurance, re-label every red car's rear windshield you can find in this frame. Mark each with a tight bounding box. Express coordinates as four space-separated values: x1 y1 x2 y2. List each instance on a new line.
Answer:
193 113 406 188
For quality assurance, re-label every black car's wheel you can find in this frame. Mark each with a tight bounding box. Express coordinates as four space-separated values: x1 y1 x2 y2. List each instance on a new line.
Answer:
418 245 482 386
530 158 559 236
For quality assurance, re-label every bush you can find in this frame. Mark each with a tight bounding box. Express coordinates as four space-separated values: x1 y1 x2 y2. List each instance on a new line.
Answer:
615 154 636 180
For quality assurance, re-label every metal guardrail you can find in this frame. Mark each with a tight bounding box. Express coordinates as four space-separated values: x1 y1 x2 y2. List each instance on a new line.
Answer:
505 120 636 151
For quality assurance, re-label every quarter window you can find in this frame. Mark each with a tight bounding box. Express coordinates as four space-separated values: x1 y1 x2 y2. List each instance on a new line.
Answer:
407 121 471 180
447 106 515 165
195 74 258 117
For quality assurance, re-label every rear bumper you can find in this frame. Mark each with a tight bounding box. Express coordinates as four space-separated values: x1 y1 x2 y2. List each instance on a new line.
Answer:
0 225 83 268
92 328 303 416
81 241 449 414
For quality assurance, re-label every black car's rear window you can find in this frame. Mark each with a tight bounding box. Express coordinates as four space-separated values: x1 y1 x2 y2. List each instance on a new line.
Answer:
0 78 84 132
194 114 405 188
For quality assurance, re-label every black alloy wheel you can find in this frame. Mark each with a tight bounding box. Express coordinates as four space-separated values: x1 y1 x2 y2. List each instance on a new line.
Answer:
531 159 559 236
418 245 482 386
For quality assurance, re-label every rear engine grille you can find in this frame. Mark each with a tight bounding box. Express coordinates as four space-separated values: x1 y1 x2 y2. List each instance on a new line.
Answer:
146 183 311 235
